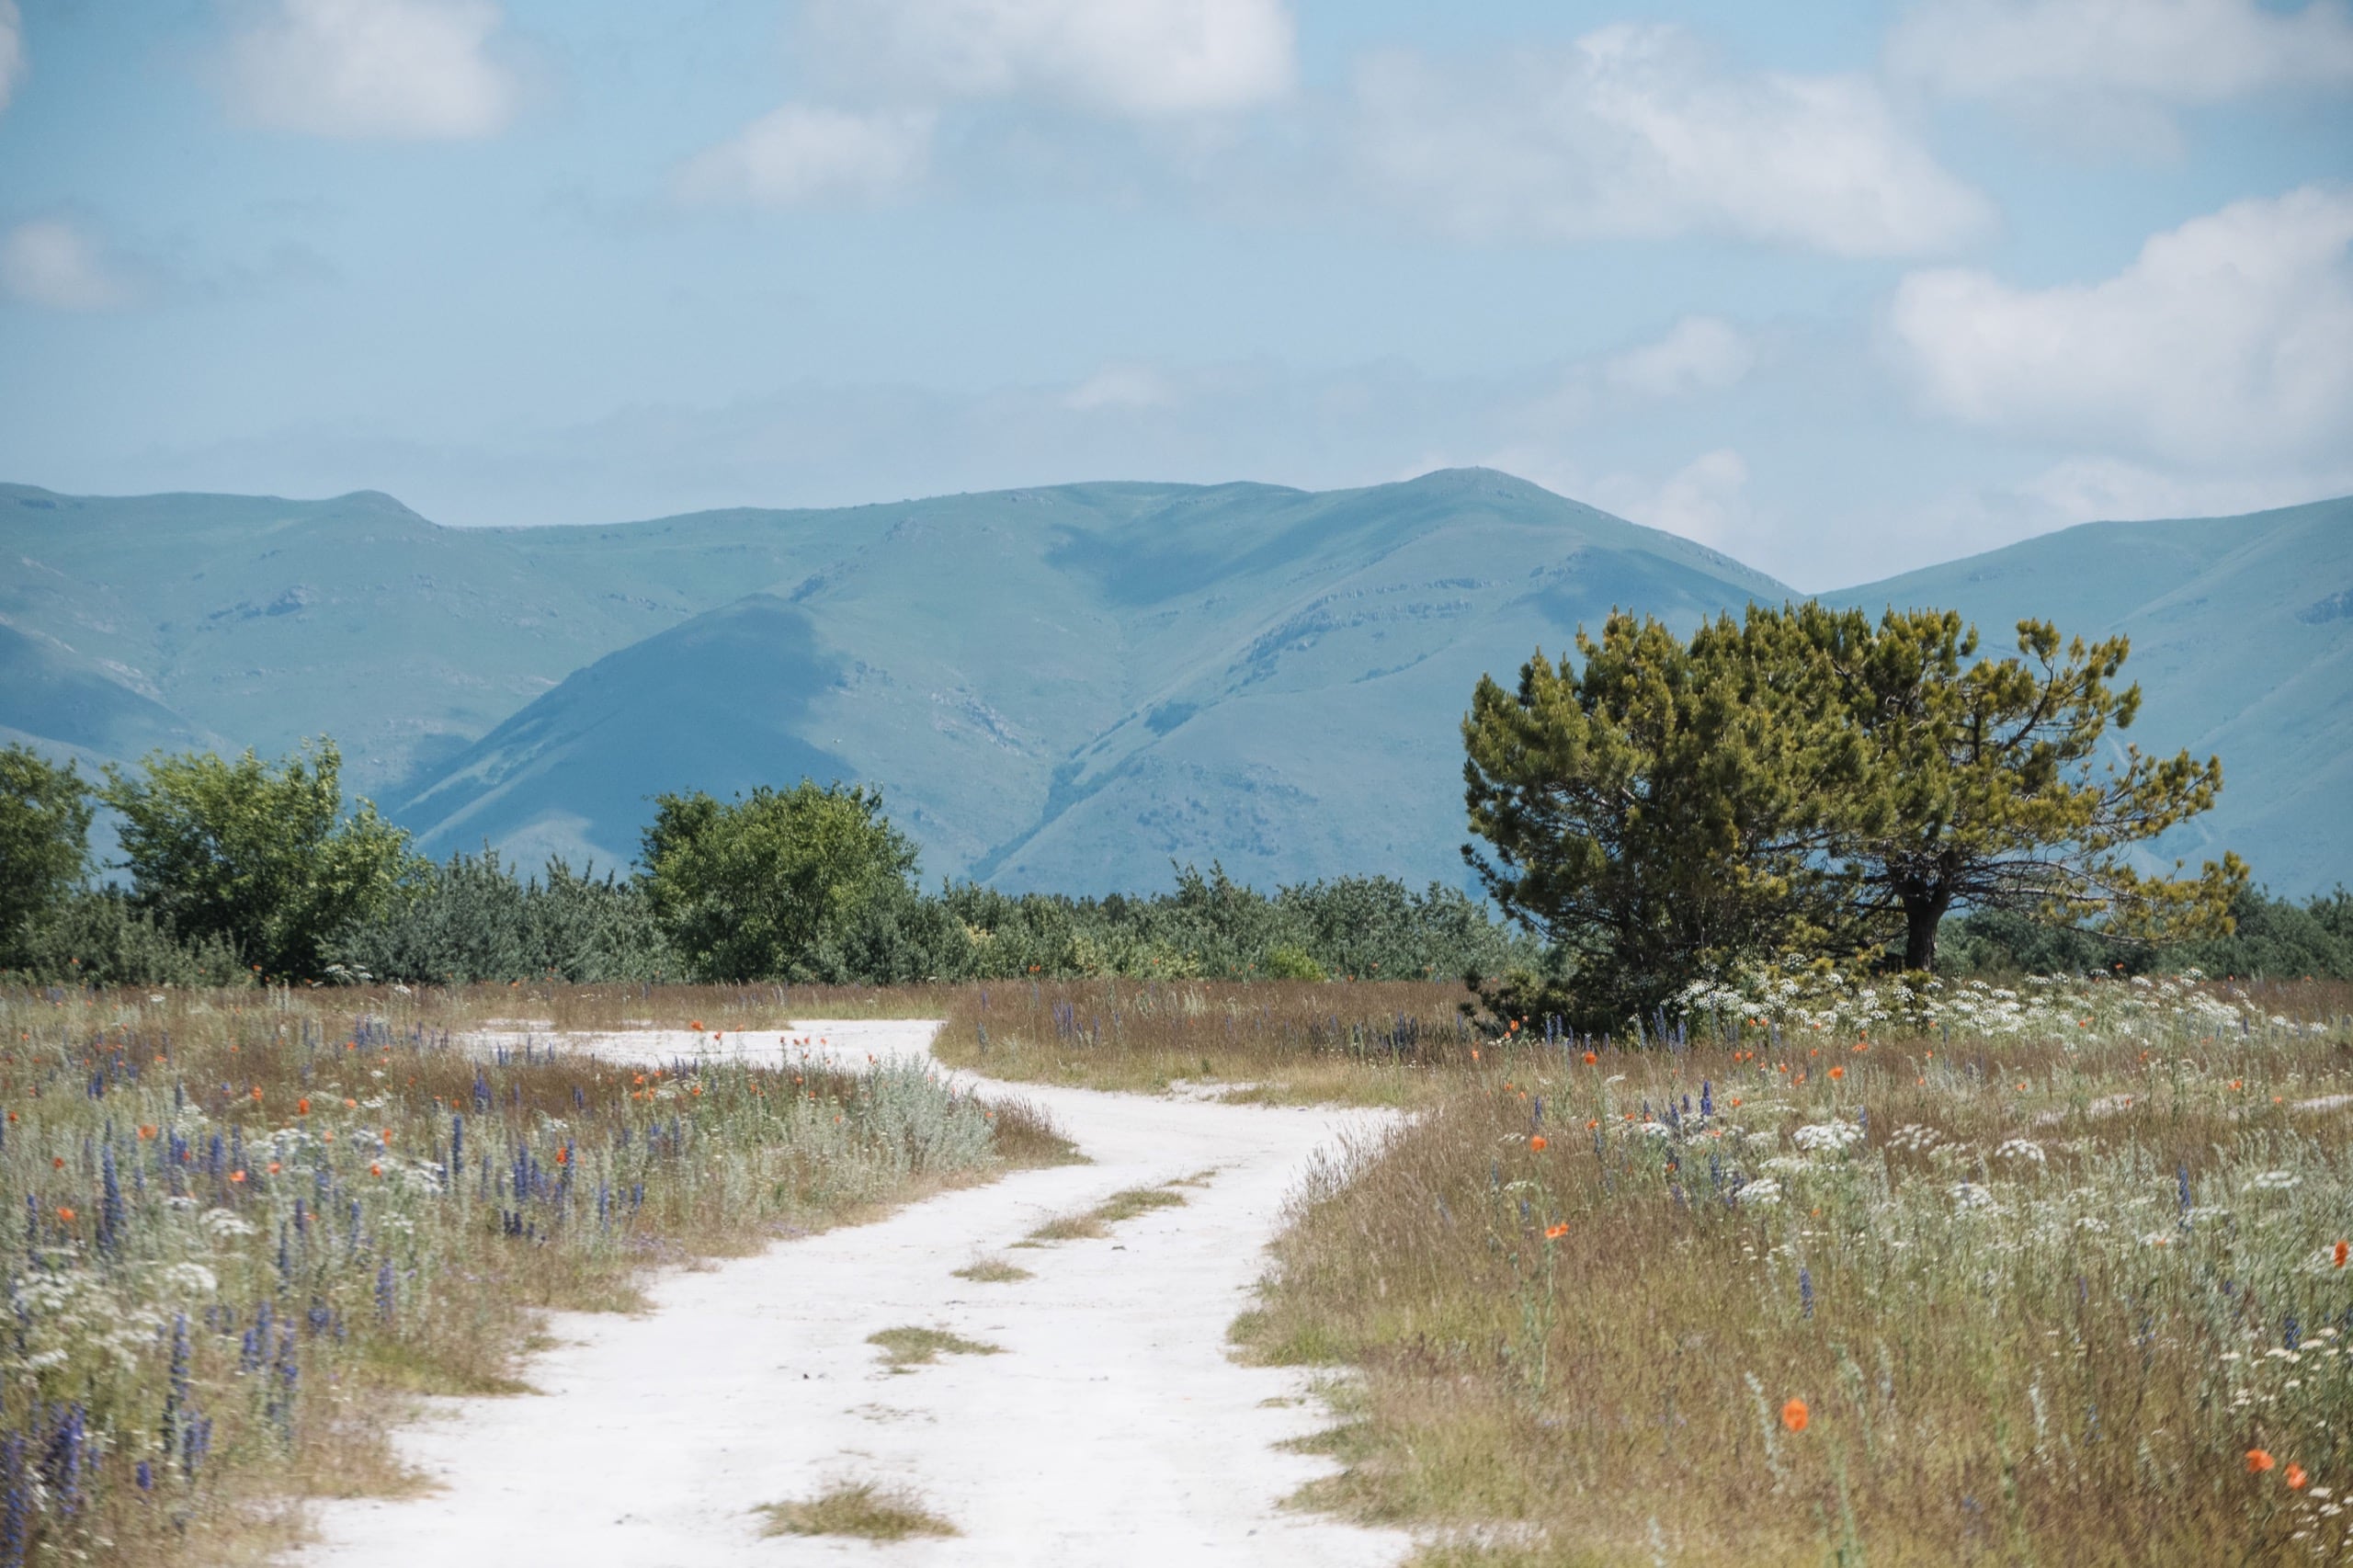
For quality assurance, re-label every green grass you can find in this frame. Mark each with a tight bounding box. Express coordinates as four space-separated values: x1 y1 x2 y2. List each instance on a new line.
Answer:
756 1482 959 1540
1024 1186 1187 1244
867 1325 1005 1367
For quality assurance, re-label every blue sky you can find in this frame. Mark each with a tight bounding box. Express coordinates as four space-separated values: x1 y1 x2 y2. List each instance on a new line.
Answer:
1 0 2348 587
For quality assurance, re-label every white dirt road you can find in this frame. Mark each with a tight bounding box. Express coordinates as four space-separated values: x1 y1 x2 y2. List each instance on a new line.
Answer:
300 1018 1410 1568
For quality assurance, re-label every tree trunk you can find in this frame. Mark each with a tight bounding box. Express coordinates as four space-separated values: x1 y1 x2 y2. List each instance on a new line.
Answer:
1901 882 1951 972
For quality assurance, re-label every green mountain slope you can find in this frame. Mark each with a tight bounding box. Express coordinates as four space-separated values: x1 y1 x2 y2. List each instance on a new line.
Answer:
1828 495 2353 896
6 473 2345 896
389 469 1787 890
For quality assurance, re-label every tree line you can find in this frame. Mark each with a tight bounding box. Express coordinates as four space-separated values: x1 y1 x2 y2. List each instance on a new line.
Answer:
3 600 2343 1003
0 747 1532 986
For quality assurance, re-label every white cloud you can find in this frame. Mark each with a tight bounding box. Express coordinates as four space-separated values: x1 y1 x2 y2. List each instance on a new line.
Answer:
1064 363 1182 412
222 0 517 140
1606 315 1756 401
1888 185 2353 461
2012 455 2353 523
1591 449 1755 551
677 106 934 207
801 0 1295 119
1 219 135 312
1890 0 2353 108
0 2 25 116
1349 26 1993 257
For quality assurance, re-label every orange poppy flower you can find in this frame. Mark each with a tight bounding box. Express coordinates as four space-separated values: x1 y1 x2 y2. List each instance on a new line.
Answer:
2247 1449 2276 1472
52 1155 65 1169
1828 1066 1845 1081
268 1162 282 1174
343 1097 358 1108
1781 1398 1809 1433
1530 1135 1548 1152
1582 1051 1598 1065
56 1207 74 1222
298 1097 311 1115
230 1170 246 1183
1544 1223 1568 1240
2287 1464 2308 1490
2336 1240 2348 1268
249 1086 263 1101
689 1019 705 1031
138 1125 156 1140
555 1146 569 1165
370 1164 384 1177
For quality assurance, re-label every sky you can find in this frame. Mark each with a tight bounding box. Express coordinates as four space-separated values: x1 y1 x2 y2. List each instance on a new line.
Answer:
1 0 2348 589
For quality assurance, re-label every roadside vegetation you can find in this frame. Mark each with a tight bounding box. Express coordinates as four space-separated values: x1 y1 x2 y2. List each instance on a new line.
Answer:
0 983 1063 1566
1236 969 2353 1565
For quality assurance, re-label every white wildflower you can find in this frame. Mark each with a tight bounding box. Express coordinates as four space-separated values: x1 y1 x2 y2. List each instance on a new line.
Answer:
1735 1178 1782 1206
2248 1171 2301 1191
157 1263 217 1297
1791 1121 1865 1153
199 1208 256 1238
1994 1139 2047 1164
1949 1182 1997 1210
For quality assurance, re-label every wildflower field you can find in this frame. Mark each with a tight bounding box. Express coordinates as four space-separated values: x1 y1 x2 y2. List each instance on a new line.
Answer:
0 982 1060 1565
1235 971 2353 1565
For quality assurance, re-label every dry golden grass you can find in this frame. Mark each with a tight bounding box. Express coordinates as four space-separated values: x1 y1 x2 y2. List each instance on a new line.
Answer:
952 1256 1034 1283
1236 977 2353 1566
756 1481 959 1540
933 978 1477 1106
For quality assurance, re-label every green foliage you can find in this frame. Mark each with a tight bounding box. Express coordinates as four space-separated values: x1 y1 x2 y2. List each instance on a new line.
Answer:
325 848 676 983
642 781 921 982
1461 611 1861 1028
0 744 94 965
98 738 419 980
1768 603 2244 970
1945 886 2353 982
1464 605 2243 1027
1260 945 1328 982
5 889 249 987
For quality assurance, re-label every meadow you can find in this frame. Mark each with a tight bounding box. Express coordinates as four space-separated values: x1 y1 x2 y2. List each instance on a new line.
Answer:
0 981 1062 1566
1233 970 2353 1565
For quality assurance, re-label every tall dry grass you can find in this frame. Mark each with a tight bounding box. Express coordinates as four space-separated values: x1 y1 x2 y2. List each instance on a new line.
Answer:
1238 971 2353 1565
930 978 1479 1105
0 982 1062 1565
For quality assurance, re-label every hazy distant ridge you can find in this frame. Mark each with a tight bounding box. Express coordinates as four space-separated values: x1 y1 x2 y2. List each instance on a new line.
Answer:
4 474 2346 895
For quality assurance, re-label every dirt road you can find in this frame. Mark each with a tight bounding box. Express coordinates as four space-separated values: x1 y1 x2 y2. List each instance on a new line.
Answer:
301 1018 1408 1567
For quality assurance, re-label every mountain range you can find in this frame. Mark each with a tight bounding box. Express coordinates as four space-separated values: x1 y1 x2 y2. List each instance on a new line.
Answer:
5 472 2347 896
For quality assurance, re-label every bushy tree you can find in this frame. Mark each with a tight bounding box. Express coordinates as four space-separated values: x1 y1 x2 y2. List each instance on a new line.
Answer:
1775 605 2244 971
642 781 919 981
1463 605 2242 1023
0 744 94 961
99 739 417 979
1461 611 1864 1026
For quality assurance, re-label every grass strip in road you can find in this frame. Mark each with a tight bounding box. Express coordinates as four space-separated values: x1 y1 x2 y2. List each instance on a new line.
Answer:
868 1325 1004 1367
756 1482 959 1540
1023 1185 1186 1244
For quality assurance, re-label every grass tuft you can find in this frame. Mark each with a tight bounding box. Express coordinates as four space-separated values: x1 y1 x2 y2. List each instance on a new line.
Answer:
756 1481 958 1540
867 1325 1004 1367
951 1256 1033 1283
